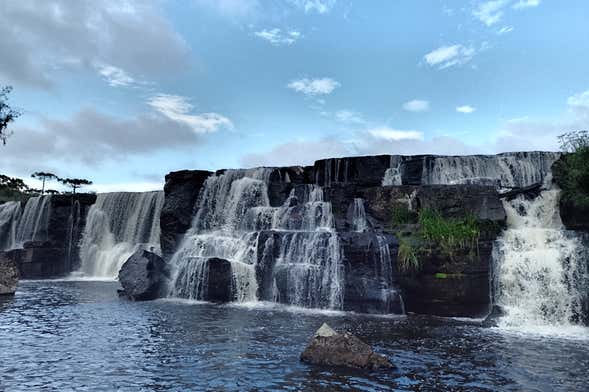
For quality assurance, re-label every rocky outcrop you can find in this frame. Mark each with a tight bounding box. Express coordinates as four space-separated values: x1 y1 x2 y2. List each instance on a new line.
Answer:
323 183 505 317
202 257 233 302
21 194 96 278
160 170 212 259
118 250 168 301
300 323 394 369
0 253 19 295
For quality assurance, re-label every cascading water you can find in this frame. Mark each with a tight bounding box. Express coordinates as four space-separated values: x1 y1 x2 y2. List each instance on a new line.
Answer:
15 196 51 247
493 189 589 332
78 191 164 278
169 169 344 309
352 198 368 232
425 152 560 187
0 201 22 250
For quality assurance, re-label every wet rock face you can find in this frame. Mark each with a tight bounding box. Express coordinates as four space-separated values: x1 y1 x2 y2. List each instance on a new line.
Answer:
203 257 233 302
118 250 168 301
300 323 394 370
0 253 19 295
160 170 212 259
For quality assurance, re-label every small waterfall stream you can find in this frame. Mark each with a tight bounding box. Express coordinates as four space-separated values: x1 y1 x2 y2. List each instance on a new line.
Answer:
0 201 22 251
493 189 589 331
78 191 164 278
15 196 51 247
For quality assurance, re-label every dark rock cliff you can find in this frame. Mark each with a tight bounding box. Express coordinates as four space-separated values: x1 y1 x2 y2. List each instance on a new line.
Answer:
161 155 510 317
160 170 212 259
8 194 96 279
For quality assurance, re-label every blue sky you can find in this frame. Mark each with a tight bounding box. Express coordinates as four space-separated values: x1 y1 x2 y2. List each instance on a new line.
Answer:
1 0 589 192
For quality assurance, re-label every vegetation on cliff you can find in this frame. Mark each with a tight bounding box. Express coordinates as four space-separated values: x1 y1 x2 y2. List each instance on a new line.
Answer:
554 131 589 208
395 207 482 272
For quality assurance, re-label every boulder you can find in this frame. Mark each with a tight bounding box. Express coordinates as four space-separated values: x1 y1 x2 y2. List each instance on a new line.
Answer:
0 253 19 295
300 323 394 370
118 250 168 301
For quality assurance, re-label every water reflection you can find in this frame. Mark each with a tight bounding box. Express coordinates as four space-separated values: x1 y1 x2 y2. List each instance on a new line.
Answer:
0 281 587 391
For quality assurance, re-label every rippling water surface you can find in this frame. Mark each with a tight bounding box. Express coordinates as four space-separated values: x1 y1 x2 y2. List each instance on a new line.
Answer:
0 281 588 391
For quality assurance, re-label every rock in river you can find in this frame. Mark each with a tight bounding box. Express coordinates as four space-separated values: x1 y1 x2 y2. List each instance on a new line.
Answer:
118 250 167 301
300 323 394 370
0 253 19 296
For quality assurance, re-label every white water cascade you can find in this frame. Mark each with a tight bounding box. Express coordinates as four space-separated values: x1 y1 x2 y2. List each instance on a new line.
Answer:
78 191 164 278
425 152 560 187
0 202 22 251
352 198 368 232
493 189 589 332
15 196 51 247
169 169 344 309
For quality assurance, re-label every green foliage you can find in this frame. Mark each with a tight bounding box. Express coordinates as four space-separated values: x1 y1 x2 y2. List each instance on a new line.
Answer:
59 178 93 194
397 237 420 272
555 131 589 207
417 208 480 261
0 86 21 145
390 202 417 226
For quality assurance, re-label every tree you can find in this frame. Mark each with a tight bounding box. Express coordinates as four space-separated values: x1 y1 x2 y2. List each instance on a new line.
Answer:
59 178 93 195
0 174 28 193
31 172 58 195
0 86 21 145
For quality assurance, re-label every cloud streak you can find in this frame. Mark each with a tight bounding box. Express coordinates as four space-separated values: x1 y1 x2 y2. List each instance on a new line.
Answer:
287 78 341 96
423 45 476 69
254 29 302 46
147 94 233 134
403 100 430 112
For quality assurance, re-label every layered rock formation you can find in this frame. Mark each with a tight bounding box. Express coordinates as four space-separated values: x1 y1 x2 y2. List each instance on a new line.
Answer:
0 194 96 278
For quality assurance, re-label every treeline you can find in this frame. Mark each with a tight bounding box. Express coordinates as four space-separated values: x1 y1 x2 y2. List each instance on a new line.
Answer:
0 172 93 202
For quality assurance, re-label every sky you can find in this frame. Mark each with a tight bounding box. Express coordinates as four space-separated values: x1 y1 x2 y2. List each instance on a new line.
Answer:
1 0 589 192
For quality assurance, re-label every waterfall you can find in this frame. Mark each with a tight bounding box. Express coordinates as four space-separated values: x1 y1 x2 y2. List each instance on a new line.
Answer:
0 202 22 250
425 152 560 187
78 191 164 278
382 156 402 186
15 196 51 247
352 198 368 232
493 189 589 331
169 170 344 309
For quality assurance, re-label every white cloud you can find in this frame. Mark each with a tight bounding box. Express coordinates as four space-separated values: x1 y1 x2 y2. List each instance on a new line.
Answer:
403 100 430 112
456 105 476 113
254 29 301 45
287 78 341 96
0 1 188 89
423 45 476 69
97 65 135 87
567 89 589 110
289 0 337 14
368 127 424 141
497 26 514 34
512 0 540 10
147 94 233 134
473 0 509 26
334 110 366 124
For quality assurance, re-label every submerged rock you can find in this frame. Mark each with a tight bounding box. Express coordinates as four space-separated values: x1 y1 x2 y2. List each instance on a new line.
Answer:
118 250 167 301
0 253 19 295
300 323 394 370
482 305 506 328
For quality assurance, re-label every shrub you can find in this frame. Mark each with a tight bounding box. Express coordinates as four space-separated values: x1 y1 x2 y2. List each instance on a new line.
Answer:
397 237 420 272
417 208 480 260
555 131 589 207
